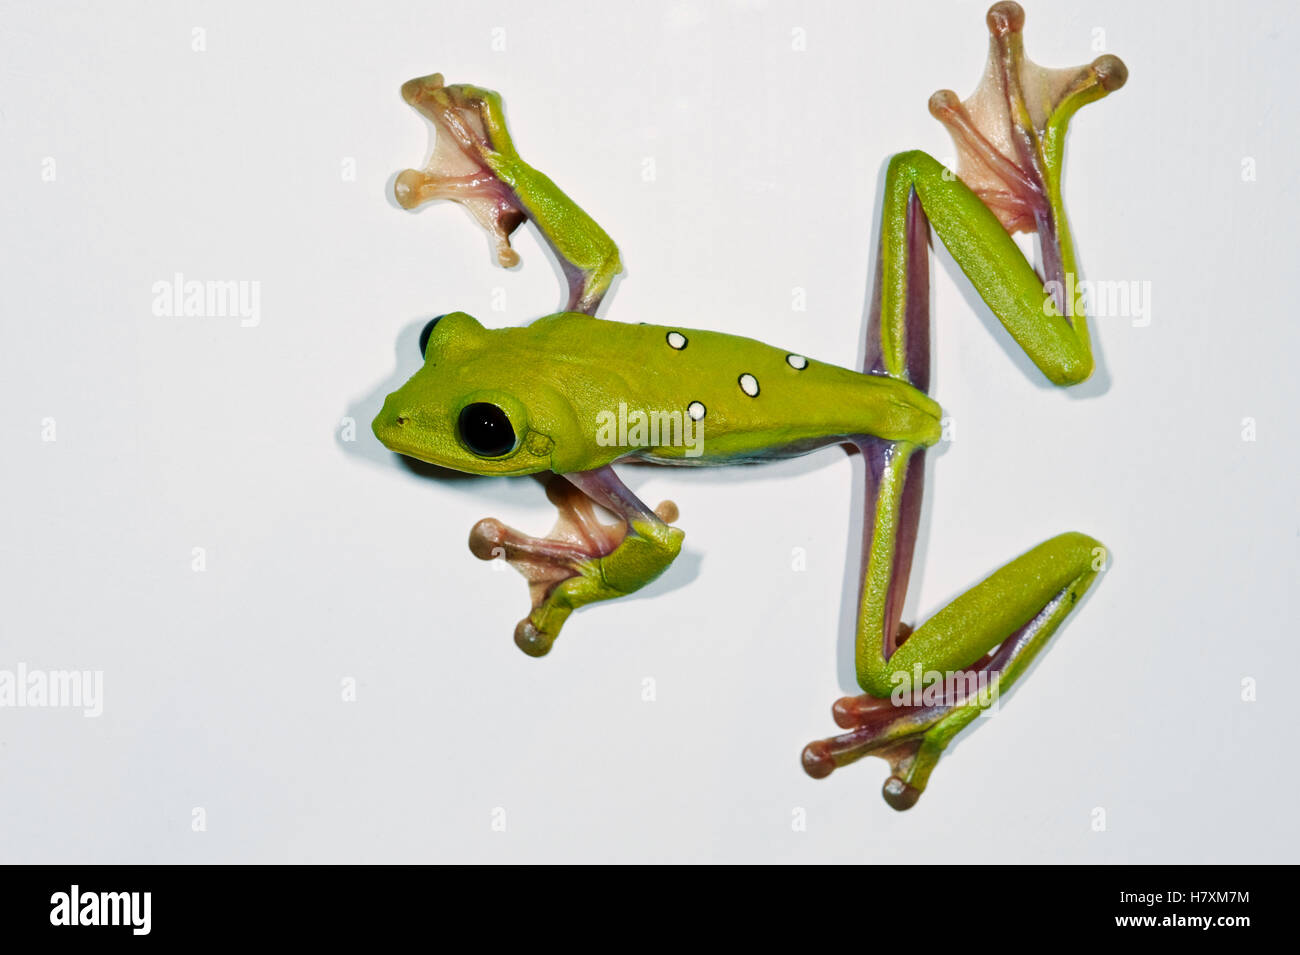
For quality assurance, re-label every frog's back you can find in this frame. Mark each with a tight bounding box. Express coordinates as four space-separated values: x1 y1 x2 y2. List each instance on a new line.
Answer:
512 313 941 466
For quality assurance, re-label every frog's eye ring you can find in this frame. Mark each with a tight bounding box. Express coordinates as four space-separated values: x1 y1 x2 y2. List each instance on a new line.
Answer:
419 315 447 359
458 402 517 458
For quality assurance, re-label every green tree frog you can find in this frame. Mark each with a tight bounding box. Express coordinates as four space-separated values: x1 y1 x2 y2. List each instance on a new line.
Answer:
373 2 1127 810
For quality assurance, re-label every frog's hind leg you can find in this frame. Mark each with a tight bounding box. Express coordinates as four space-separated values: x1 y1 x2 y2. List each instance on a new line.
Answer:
797 163 943 804
804 529 1102 809
804 122 1106 809
854 177 935 681
469 466 683 657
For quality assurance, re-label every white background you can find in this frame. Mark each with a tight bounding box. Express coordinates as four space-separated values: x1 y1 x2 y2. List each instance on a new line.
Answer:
1 0 1295 863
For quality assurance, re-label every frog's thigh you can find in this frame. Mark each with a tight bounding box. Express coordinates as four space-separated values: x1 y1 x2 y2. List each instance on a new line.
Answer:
878 531 1103 688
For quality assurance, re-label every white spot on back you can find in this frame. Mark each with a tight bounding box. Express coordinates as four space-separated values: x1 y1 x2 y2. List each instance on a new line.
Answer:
738 373 759 397
687 401 706 421
667 331 688 350
786 354 807 370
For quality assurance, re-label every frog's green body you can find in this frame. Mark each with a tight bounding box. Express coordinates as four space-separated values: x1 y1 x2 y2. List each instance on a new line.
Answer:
375 311 943 474
374 2 1127 809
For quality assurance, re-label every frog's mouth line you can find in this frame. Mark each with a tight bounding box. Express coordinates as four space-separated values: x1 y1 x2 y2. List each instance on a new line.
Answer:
370 412 446 468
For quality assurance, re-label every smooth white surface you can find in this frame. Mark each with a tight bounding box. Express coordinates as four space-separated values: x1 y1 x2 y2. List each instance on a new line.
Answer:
1 0 1295 863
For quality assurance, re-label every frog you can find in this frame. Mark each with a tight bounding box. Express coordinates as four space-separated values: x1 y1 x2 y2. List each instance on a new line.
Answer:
373 2 1127 810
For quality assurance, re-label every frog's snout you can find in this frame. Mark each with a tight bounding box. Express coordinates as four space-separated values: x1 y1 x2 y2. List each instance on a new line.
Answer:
371 396 412 450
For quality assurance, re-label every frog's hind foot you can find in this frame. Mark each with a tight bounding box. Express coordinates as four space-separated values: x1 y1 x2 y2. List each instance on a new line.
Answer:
802 633 1007 811
927 2 1127 305
802 692 954 811
927 2 1127 235
469 472 681 657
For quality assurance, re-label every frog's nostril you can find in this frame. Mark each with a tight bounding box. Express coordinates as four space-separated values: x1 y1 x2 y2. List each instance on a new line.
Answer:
395 415 409 427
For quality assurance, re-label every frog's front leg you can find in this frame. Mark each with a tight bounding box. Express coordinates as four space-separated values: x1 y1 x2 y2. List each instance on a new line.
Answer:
394 74 622 313
469 466 683 656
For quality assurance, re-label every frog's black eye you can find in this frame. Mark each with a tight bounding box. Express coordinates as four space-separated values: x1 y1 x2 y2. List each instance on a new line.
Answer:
419 315 447 359
458 403 517 457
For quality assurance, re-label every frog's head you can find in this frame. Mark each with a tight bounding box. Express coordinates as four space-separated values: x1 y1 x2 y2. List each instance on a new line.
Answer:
372 312 574 476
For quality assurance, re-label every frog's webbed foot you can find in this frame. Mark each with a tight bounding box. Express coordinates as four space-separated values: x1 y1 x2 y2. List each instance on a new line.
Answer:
469 467 683 657
802 627 1008 811
928 1 1126 305
394 73 526 267
802 697 964 812
394 72 622 314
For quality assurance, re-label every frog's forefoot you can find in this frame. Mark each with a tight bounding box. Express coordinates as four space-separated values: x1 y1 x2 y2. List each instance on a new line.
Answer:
393 168 525 268
395 72 528 268
929 2 1127 305
470 477 681 657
